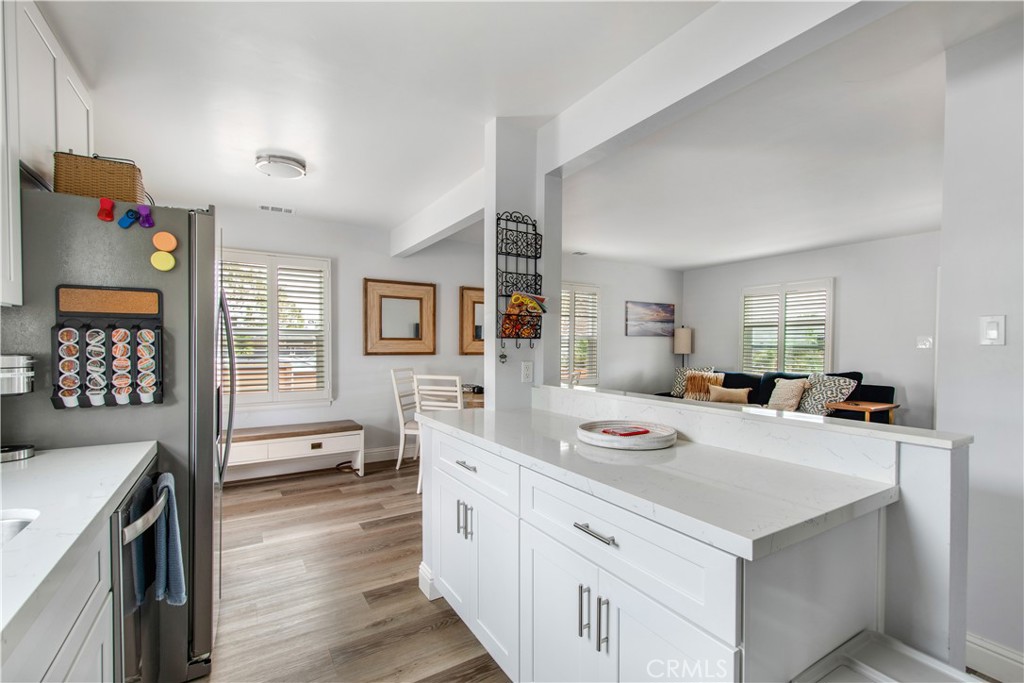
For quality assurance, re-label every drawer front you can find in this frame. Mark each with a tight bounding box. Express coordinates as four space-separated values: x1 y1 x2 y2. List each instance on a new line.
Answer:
521 469 740 646
2 524 111 682
435 432 519 514
267 433 363 461
228 443 268 464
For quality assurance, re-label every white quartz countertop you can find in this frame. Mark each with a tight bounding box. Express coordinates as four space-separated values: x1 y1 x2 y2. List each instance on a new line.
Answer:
417 409 899 560
1 441 157 647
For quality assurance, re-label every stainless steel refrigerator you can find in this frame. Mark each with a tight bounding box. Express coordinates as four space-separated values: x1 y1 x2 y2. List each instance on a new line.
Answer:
0 187 235 682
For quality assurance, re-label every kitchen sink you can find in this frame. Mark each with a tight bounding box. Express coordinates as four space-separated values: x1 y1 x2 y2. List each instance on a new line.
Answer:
0 509 39 545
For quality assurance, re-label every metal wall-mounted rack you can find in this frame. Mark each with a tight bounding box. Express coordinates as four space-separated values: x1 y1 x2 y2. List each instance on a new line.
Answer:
495 211 542 349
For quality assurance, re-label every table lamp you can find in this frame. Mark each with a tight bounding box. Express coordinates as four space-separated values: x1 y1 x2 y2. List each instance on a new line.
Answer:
674 326 693 367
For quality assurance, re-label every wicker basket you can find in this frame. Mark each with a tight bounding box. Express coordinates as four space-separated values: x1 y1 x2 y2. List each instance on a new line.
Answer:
53 152 146 203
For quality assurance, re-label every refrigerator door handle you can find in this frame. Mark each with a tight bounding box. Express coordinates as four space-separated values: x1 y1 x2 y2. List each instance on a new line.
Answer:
219 291 237 478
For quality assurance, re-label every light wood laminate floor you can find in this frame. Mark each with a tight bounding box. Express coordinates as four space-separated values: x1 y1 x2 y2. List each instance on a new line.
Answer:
208 462 509 683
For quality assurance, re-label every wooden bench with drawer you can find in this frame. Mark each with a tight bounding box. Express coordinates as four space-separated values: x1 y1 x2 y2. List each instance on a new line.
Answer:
226 420 365 481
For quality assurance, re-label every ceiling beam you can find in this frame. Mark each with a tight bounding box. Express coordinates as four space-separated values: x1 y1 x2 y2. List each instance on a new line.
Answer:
537 1 905 178
390 169 485 257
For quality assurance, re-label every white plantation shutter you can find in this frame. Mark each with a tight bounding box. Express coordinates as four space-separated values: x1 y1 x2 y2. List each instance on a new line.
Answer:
561 284 600 385
741 279 832 374
221 260 270 393
222 249 331 405
783 288 828 373
741 290 780 373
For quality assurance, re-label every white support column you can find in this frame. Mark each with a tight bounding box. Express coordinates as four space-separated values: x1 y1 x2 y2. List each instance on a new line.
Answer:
484 118 540 411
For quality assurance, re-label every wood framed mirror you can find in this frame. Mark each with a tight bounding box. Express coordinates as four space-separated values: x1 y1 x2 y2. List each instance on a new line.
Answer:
364 278 436 355
459 286 484 355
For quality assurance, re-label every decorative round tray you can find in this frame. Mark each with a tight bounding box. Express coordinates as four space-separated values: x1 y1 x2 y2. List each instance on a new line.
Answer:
576 421 677 451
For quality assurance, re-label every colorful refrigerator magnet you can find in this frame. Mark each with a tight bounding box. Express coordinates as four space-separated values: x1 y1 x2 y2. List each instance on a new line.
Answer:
98 198 115 222
118 209 140 229
150 251 176 271
152 231 177 252
137 205 155 228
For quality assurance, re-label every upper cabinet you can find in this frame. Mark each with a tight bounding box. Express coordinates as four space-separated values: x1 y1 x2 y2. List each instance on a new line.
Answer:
1 1 93 306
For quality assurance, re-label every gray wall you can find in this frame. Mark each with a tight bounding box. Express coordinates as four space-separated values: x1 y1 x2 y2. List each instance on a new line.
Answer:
219 206 484 451
680 232 940 428
938 20 1023 659
561 254 686 394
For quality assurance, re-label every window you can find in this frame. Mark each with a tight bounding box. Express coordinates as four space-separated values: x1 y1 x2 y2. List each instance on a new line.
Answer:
741 278 832 374
560 283 600 385
221 248 331 405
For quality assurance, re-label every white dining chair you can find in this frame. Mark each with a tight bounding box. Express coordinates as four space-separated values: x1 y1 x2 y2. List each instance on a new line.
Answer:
391 368 420 473
412 374 464 493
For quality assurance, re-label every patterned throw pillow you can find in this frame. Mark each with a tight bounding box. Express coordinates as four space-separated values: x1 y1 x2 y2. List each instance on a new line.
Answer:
798 373 858 415
684 371 725 401
670 366 714 397
767 377 811 412
708 385 751 404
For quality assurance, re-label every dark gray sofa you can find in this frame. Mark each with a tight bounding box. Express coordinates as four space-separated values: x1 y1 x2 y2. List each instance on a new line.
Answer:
658 370 897 424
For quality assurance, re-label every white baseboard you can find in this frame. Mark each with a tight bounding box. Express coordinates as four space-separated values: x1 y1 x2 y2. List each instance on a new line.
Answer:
418 561 441 601
967 632 1024 682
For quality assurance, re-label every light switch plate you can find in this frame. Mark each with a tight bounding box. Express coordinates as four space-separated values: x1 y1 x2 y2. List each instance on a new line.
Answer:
979 315 1005 345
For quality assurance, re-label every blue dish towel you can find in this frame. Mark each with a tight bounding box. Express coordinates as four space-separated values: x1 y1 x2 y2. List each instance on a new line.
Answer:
155 472 187 606
129 475 154 609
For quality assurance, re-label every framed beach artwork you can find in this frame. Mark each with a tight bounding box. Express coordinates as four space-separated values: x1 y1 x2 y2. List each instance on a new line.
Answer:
625 301 675 336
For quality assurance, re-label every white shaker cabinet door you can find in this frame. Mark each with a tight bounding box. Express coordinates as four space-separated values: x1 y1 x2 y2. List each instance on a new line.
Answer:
13 2 58 186
434 470 475 616
596 571 739 683
520 523 599 683
473 496 518 679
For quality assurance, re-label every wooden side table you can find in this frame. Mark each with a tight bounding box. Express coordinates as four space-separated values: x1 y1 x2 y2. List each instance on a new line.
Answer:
826 401 900 424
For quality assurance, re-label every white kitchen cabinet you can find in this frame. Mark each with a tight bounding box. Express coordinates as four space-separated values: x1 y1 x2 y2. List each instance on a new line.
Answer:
521 523 737 683
1 2 23 306
1 0 93 306
3 524 113 683
431 442 519 680
10 1 92 187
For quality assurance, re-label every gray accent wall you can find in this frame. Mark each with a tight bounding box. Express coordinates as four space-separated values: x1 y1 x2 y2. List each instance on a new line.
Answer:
218 206 484 451
680 232 940 429
562 254 686 395
938 20 1023 661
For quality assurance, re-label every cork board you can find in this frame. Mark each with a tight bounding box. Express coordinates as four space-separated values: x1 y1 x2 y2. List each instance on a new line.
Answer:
57 286 161 317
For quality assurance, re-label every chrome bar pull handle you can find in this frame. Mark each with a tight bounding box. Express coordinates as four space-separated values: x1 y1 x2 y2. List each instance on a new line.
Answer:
456 500 464 535
578 584 591 637
464 505 473 539
455 460 477 473
573 522 618 547
596 597 609 652
122 489 168 545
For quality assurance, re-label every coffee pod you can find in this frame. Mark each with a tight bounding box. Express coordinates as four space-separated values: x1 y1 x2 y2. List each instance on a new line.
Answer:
113 386 132 405
137 357 156 373
138 385 156 404
58 327 79 344
87 358 105 374
112 343 130 358
137 343 156 359
111 328 130 344
59 358 79 375
86 329 105 345
59 343 80 359
112 357 132 373
87 344 106 359
112 372 132 388
58 388 80 407
86 373 107 390
137 372 157 387
59 373 80 390
137 329 156 344
86 388 106 406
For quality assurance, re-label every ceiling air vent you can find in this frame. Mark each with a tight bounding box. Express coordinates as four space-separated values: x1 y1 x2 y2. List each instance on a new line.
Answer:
258 205 295 215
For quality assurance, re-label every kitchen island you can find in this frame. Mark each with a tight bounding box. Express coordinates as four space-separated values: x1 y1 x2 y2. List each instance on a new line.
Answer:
1 440 157 681
416 386 970 682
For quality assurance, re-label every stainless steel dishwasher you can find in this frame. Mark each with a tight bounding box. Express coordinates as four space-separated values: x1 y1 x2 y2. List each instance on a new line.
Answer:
112 459 163 683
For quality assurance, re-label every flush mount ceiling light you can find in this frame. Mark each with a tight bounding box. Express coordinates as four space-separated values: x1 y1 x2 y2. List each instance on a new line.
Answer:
254 154 306 179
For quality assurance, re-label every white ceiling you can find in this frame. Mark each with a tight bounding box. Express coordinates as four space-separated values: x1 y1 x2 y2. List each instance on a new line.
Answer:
39 1 711 229
40 1 1022 271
